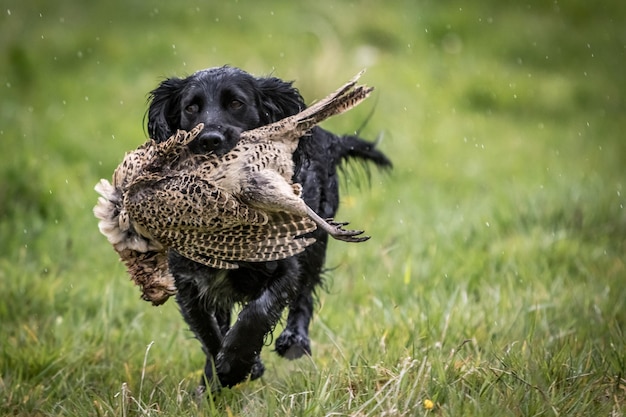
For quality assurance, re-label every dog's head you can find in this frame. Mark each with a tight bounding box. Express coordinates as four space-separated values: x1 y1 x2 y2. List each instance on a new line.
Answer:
146 66 305 155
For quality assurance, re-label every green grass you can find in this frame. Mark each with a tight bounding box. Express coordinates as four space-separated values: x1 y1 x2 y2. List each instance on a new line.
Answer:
1 0 625 415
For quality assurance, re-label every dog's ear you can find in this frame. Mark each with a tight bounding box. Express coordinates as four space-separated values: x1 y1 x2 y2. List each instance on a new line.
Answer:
255 77 306 124
145 77 187 142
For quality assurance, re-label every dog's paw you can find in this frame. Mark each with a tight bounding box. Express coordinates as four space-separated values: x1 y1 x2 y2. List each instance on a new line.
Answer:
214 352 259 388
275 328 311 359
250 356 265 380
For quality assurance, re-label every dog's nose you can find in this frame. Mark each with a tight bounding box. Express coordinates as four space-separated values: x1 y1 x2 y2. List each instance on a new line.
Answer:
190 130 227 154
200 131 225 148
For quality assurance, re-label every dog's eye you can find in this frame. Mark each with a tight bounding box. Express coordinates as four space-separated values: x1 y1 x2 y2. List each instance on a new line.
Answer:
185 104 199 114
229 100 243 110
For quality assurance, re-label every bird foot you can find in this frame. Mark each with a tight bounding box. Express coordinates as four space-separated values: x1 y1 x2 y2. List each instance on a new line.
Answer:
304 206 369 243
325 218 370 242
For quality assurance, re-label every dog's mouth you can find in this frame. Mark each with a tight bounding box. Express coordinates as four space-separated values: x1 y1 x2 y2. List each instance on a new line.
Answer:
188 125 241 156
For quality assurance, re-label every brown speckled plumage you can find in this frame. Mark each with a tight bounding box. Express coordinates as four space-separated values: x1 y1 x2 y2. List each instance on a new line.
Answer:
94 72 372 305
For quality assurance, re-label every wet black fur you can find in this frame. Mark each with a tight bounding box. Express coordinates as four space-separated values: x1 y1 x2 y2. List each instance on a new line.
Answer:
146 66 391 390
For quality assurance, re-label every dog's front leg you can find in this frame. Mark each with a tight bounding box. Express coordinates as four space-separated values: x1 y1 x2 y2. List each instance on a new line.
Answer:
173 277 226 392
215 264 300 387
168 253 230 392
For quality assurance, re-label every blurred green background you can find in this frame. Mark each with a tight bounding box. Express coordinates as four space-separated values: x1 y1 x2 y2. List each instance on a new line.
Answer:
1 0 625 415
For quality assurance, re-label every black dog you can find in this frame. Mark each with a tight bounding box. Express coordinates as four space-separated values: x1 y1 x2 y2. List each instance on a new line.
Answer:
146 66 391 390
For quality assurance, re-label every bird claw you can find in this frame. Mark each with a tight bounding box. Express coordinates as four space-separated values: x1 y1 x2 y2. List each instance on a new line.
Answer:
325 218 370 243
326 218 350 227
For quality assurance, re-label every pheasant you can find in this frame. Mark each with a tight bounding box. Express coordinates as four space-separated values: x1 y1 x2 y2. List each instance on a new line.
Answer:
94 71 373 305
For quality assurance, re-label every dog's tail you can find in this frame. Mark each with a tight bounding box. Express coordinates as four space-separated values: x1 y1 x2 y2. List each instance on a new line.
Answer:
322 132 391 189
335 134 392 170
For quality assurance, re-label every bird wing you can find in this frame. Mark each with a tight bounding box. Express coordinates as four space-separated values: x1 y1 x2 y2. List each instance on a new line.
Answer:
174 212 316 269
241 70 373 145
124 172 316 269
112 124 205 192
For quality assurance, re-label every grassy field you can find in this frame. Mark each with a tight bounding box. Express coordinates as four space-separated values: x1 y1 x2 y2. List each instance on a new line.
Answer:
1 0 625 415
